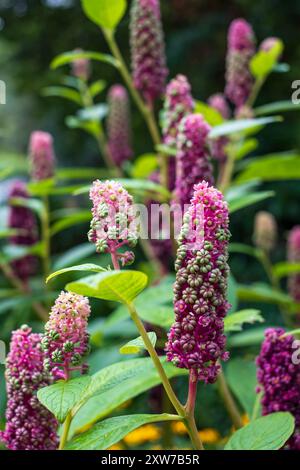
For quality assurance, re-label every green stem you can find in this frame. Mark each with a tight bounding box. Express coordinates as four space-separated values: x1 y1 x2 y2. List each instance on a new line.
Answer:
184 371 204 450
58 411 72 450
103 30 167 188
218 146 236 194
42 196 51 281
217 367 243 430
246 77 265 108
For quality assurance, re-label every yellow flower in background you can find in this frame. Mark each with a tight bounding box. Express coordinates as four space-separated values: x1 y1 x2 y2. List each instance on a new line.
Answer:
171 421 187 435
124 424 161 446
108 444 124 450
198 428 220 444
241 414 250 425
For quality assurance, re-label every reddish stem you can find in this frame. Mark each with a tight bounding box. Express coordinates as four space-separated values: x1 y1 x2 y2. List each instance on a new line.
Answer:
111 250 120 270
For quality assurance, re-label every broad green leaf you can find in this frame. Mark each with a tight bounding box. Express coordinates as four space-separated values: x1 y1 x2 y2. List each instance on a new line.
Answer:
50 210 91 236
227 327 267 348
228 274 238 315
225 412 294 450
46 263 106 283
273 262 300 279
67 413 179 450
228 191 274 213
120 332 157 354
209 116 282 139
66 270 148 304
250 40 283 79
229 243 260 259
194 101 224 126
53 243 96 270
236 153 300 183
70 357 187 434
42 86 82 105
224 309 264 333
235 138 258 160
37 376 91 423
81 0 127 32
255 100 300 116
131 154 158 179
65 115 100 135
226 359 259 417
237 283 292 305
27 178 56 196
89 80 107 98
77 104 108 121
51 50 118 69
155 144 177 157
57 167 110 181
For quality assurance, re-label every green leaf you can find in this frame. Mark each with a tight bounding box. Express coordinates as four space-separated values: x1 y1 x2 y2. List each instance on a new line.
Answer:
51 50 118 69
224 309 264 333
67 413 179 450
209 116 282 139
226 359 259 417
27 178 56 197
228 274 238 315
81 0 127 32
225 412 294 450
155 144 177 157
227 327 267 348
37 376 91 423
53 243 96 270
42 86 82 105
50 210 91 236
120 332 157 354
131 154 158 179
273 262 300 279
236 153 300 183
46 263 106 283
237 283 292 305
57 167 110 181
194 101 224 126
250 40 283 79
255 100 300 116
229 243 260 259
89 80 107 98
235 138 258 160
77 104 108 121
66 270 148 304
228 191 274 213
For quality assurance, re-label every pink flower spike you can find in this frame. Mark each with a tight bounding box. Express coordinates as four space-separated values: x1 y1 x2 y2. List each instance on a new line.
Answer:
29 131 56 181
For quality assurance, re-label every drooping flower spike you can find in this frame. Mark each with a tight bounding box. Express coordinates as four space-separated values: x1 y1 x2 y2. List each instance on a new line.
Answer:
253 211 277 253
130 0 168 104
88 180 138 267
29 131 56 181
107 85 133 166
42 291 91 381
225 18 255 108
208 93 230 164
0 325 58 450
287 226 300 309
166 182 231 383
174 114 213 210
256 328 300 450
8 180 39 281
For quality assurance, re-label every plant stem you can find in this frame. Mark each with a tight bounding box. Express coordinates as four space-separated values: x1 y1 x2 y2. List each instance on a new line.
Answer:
218 146 235 194
246 77 264 108
184 370 204 450
111 250 120 270
42 196 51 282
103 30 167 188
217 367 243 430
58 411 72 450
127 302 184 418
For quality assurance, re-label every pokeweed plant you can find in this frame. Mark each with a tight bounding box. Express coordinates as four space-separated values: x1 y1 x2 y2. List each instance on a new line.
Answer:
1 0 300 452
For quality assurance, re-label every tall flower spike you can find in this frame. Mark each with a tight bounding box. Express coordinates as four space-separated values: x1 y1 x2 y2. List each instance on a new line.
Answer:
174 114 213 210
253 211 277 253
208 93 230 163
71 48 91 81
225 18 255 108
287 226 300 309
88 180 138 267
162 74 195 191
256 328 300 450
107 85 133 166
0 325 58 450
166 181 231 383
130 0 168 104
8 180 39 281
42 292 91 381
260 37 281 53
29 131 56 181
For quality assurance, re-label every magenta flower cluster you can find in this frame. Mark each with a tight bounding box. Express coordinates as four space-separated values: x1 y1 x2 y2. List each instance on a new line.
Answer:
130 0 168 104
287 226 300 307
8 180 39 281
162 74 194 191
174 114 213 209
42 291 91 381
29 131 56 181
166 182 231 383
88 180 138 266
107 85 133 166
0 325 58 450
256 328 300 450
225 18 255 108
